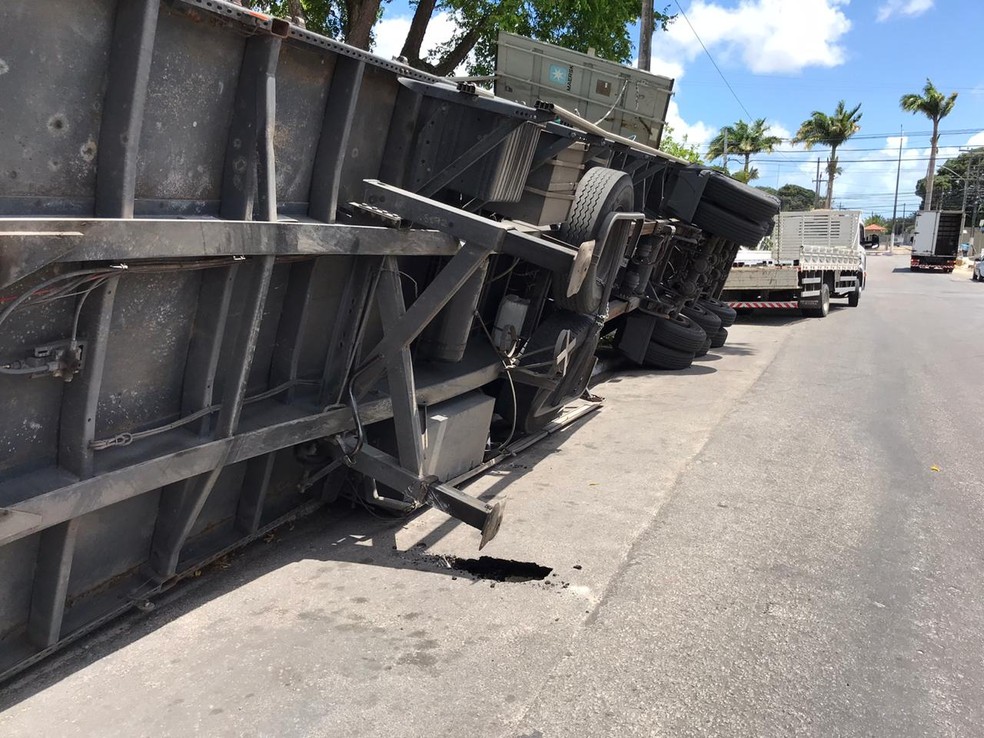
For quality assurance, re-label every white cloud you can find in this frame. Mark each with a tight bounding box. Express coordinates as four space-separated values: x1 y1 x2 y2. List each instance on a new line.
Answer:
876 0 934 22
655 0 852 75
372 11 459 67
648 55 686 82
966 130 984 147
665 98 716 148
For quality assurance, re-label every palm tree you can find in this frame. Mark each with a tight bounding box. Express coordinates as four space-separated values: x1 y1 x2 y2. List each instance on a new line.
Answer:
731 168 760 185
706 119 782 176
900 79 958 210
793 101 863 209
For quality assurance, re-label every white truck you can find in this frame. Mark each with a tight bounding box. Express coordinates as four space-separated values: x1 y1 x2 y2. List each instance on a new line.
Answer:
720 209 866 317
910 210 961 272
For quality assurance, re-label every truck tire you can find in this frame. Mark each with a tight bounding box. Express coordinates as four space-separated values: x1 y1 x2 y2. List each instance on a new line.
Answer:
802 282 830 318
691 201 769 246
710 327 728 349
506 310 600 435
847 280 861 307
702 172 780 222
649 312 707 352
698 297 737 327
553 168 635 314
644 341 695 371
682 301 723 336
695 335 712 357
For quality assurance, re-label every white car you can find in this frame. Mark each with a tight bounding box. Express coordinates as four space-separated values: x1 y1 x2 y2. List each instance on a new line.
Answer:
973 257 984 281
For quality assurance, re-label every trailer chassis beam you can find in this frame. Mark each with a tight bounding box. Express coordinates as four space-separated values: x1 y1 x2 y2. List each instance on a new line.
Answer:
363 179 591 295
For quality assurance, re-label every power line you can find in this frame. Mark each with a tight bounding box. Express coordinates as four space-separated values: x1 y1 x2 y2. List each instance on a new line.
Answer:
751 156 961 164
672 0 753 122
771 136 984 154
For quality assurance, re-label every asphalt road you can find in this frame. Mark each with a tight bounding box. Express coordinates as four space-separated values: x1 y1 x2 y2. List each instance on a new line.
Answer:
2 254 983 737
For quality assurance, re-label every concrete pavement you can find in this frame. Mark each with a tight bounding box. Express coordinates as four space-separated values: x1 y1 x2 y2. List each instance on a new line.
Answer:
1 255 982 737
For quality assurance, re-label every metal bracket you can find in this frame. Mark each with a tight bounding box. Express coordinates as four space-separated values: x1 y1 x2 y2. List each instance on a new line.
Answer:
344 444 504 549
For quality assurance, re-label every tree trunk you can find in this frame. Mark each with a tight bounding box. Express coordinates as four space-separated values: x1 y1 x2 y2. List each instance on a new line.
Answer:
825 148 838 209
432 26 483 76
400 0 436 61
287 0 305 27
743 153 751 174
925 118 939 209
345 0 382 50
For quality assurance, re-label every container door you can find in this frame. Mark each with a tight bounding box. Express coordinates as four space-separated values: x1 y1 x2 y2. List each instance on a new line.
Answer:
912 211 938 255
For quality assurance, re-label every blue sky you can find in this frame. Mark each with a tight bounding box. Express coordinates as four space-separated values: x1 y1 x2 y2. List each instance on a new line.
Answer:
373 0 984 216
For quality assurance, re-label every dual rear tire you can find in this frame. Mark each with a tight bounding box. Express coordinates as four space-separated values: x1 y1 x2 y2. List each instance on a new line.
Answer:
642 312 706 370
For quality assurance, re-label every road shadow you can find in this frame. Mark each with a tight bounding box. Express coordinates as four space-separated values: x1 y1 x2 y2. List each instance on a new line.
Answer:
733 309 807 326
0 409 597 710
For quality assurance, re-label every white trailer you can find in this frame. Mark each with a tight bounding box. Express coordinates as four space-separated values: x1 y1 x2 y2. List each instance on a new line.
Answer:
719 210 866 317
910 210 961 272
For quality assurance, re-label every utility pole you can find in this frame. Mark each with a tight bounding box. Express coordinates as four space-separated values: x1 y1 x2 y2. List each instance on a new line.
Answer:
901 202 906 248
890 127 902 248
638 0 653 71
813 158 823 208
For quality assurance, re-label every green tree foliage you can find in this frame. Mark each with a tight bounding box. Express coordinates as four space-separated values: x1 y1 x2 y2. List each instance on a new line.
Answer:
793 101 862 209
400 0 673 76
915 148 984 215
865 214 889 228
779 183 817 211
756 183 817 211
706 119 781 176
731 168 759 184
900 79 958 211
241 1 673 74
659 126 703 164
239 0 382 48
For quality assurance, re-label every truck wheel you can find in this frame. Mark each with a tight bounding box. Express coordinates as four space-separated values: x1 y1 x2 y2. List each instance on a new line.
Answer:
701 172 780 222
553 168 635 314
802 283 831 318
695 336 712 357
681 301 722 337
691 201 769 246
697 297 737 327
847 281 861 307
710 327 728 349
504 310 600 435
644 341 695 371
649 312 707 352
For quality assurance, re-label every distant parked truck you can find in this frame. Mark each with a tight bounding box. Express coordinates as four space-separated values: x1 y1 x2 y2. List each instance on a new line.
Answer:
720 210 865 318
910 210 961 272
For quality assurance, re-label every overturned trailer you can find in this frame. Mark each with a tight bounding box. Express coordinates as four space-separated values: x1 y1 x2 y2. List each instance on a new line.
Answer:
0 0 779 680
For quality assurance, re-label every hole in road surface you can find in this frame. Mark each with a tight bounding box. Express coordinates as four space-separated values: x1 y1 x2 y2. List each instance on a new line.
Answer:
449 556 552 583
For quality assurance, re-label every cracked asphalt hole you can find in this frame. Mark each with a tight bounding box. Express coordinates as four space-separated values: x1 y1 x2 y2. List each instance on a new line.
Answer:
446 556 552 583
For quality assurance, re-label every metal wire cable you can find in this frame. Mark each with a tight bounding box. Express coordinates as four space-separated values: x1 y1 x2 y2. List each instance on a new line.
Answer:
473 310 517 455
